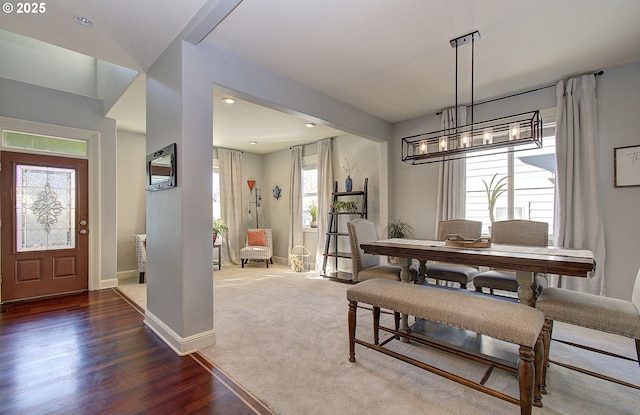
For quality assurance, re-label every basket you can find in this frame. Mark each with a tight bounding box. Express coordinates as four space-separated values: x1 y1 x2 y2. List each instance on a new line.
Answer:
444 234 492 248
290 245 312 272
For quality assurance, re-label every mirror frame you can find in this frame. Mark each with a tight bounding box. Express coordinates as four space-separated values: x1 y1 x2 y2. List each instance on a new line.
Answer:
146 143 177 191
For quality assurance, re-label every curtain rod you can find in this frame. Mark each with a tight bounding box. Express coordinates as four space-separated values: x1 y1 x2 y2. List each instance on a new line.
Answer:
436 70 604 115
290 136 335 150
213 146 243 153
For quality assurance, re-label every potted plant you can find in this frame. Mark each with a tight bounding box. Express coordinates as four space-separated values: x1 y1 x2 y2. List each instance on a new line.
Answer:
332 200 358 213
212 218 229 244
384 217 413 264
482 173 508 224
308 200 318 228
385 217 413 239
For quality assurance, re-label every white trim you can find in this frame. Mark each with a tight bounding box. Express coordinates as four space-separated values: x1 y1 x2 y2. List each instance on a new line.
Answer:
0 116 101 296
100 278 119 289
117 270 139 281
144 310 216 356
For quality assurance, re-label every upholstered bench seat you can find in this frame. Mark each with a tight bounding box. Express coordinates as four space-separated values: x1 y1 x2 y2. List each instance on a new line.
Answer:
347 278 545 415
348 278 544 348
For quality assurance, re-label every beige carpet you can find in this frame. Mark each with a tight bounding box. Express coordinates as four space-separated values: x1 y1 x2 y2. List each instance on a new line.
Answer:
119 264 640 414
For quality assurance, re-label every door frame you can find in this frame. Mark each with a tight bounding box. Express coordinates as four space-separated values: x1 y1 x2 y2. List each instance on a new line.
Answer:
0 117 101 300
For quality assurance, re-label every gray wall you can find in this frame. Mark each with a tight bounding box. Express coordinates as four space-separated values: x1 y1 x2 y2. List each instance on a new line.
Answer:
257 134 383 268
0 77 118 290
390 61 640 301
116 130 147 276
596 61 640 300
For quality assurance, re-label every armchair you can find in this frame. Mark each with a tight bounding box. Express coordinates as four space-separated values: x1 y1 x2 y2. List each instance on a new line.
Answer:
134 234 147 283
240 229 273 268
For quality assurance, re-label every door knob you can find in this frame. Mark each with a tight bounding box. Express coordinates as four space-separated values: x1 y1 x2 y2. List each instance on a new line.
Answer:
79 229 88 235
80 220 87 226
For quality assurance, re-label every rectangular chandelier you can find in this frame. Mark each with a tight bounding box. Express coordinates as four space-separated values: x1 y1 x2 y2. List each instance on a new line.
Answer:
402 30 543 165
402 110 542 164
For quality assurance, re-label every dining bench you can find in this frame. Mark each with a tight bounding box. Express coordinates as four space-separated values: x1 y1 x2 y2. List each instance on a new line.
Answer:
347 278 545 415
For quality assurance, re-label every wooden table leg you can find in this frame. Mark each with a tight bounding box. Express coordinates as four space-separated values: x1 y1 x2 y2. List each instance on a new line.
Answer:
516 270 536 307
418 260 427 284
398 258 412 341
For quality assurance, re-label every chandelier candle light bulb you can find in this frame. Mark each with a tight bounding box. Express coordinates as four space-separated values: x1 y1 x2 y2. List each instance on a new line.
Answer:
510 123 520 141
483 128 493 144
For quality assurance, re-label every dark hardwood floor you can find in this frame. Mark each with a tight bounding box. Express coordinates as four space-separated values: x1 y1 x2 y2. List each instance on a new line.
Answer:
0 289 274 415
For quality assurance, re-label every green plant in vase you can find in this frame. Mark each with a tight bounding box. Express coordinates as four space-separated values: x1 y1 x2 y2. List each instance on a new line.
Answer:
384 217 413 265
332 200 358 213
385 217 413 239
212 218 229 244
308 200 318 228
482 173 508 224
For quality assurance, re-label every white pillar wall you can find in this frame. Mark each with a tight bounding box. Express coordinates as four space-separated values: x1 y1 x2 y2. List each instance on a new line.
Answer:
144 30 391 353
144 39 214 355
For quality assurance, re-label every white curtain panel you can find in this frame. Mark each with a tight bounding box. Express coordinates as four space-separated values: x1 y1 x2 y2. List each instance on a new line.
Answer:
287 146 304 265
435 106 468 230
218 148 244 265
316 139 334 273
554 74 606 294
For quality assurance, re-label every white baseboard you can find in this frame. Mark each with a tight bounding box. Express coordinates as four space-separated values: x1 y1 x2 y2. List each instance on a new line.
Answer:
144 310 215 356
117 270 139 281
99 278 119 289
273 256 287 265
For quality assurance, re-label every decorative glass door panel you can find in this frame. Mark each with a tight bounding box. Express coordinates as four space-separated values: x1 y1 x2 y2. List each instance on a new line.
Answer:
16 165 77 252
1 151 88 302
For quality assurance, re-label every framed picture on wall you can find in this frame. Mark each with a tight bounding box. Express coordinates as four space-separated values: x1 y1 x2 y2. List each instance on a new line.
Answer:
614 144 640 187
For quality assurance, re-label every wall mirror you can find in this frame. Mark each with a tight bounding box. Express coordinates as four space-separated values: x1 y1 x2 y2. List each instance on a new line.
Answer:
146 143 176 191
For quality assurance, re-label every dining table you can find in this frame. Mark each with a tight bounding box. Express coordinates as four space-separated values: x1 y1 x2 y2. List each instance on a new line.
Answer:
360 238 596 341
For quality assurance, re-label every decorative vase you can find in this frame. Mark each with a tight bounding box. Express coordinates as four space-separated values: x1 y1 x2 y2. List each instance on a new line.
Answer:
345 175 353 192
310 221 317 228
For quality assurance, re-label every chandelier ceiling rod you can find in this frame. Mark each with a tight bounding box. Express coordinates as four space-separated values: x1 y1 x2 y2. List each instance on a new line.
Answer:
451 30 480 130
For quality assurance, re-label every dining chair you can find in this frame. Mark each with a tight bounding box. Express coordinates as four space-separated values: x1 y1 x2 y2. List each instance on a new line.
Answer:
347 219 404 282
472 219 548 296
425 219 482 288
535 266 640 391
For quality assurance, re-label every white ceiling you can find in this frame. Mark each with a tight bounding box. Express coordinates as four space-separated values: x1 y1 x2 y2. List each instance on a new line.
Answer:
2 0 640 152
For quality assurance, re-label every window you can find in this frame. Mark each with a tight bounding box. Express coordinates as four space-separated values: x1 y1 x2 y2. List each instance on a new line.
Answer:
3 130 87 156
466 130 556 239
302 156 318 228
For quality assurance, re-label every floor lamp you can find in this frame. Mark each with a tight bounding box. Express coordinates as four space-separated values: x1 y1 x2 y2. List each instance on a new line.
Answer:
247 180 262 228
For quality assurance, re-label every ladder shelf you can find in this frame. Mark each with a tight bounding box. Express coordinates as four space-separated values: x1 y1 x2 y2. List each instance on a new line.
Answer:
322 178 368 281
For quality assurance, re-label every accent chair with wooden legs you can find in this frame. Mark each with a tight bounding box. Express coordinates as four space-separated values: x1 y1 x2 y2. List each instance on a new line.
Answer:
240 229 273 268
134 234 147 283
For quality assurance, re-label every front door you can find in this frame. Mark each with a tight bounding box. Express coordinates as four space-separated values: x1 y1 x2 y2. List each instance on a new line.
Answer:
1 151 89 302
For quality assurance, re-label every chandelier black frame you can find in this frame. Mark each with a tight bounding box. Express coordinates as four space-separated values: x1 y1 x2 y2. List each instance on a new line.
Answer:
402 31 543 164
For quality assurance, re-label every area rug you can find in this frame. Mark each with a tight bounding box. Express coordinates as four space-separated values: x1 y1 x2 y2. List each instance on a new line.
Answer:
119 265 640 414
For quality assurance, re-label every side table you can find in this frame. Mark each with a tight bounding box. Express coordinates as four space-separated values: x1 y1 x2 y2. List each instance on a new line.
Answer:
213 243 221 270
